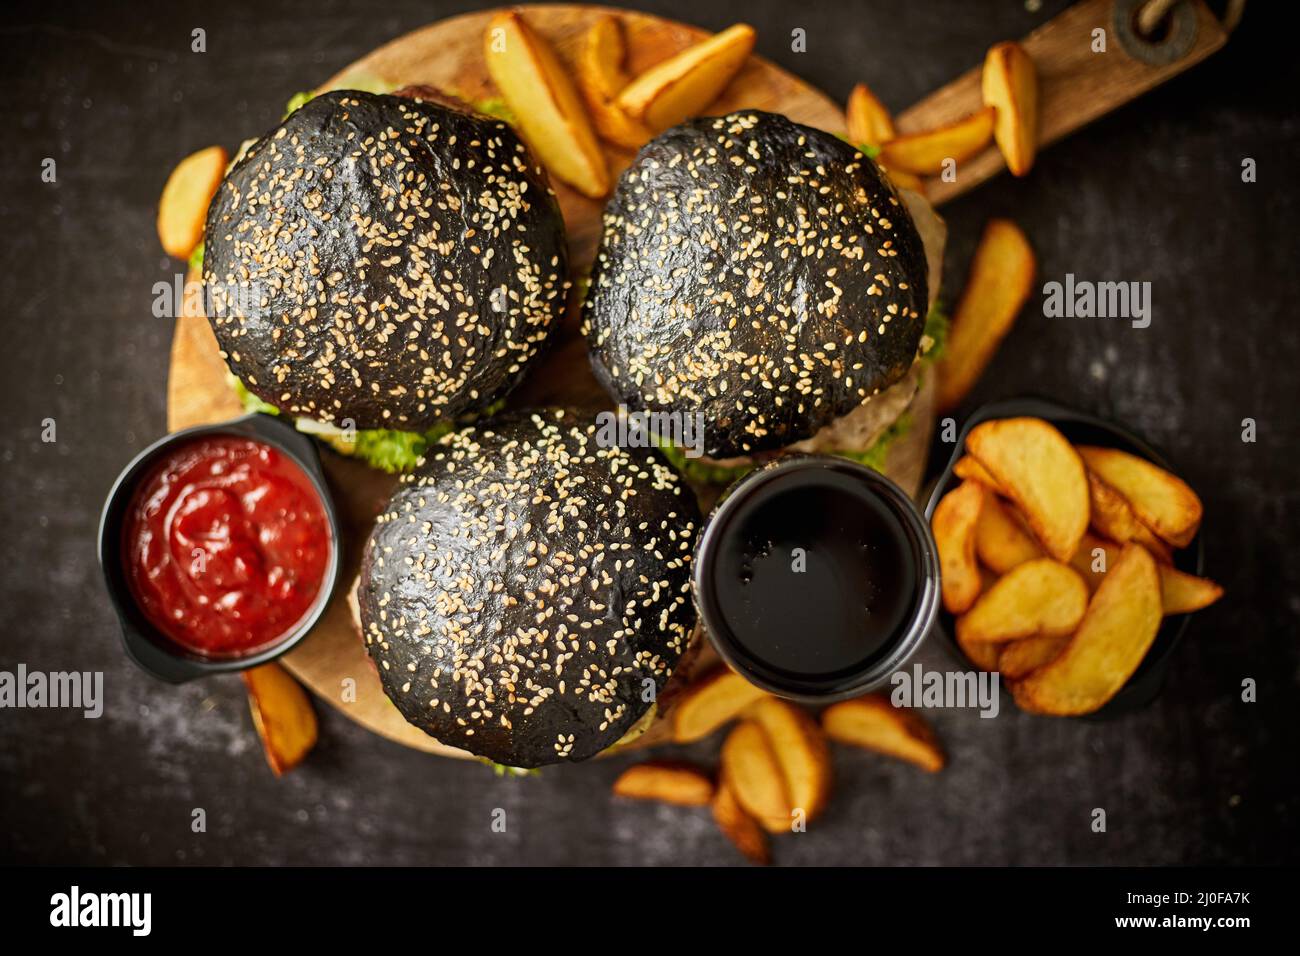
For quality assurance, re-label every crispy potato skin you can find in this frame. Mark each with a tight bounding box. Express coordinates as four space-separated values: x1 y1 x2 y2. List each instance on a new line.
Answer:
934 480 986 614
1011 544 1162 715
821 694 944 772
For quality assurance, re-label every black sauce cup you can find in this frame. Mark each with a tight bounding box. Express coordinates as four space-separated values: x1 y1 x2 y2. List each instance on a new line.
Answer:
98 413 341 683
693 454 940 703
924 396 1207 719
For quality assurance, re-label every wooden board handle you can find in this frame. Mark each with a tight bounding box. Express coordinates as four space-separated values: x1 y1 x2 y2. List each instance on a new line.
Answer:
898 0 1230 206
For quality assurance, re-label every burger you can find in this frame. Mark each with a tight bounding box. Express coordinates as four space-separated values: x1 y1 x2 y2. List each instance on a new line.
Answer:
356 408 700 767
202 88 569 471
581 110 946 481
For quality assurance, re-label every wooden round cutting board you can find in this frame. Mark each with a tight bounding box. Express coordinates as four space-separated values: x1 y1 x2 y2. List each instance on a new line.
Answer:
166 3 936 757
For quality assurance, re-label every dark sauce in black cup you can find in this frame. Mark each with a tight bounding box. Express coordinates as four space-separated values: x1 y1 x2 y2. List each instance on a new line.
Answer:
694 455 939 702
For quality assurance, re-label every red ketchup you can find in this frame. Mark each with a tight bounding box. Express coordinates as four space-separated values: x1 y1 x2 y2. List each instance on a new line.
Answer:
122 435 332 657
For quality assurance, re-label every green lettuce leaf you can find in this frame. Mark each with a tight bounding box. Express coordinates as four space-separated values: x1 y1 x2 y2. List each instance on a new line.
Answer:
830 412 913 473
188 241 205 273
485 760 541 778
920 302 949 365
230 375 280 417
472 97 518 125
230 377 507 473
283 90 315 118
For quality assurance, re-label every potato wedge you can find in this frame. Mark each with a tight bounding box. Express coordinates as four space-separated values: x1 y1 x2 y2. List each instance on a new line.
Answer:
976 496 1044 574
612 761 714 806
576 15 653 151
981 41 1038 176
933 480 986 614
846 82 896 148
1077 446 1203 548
1072 534 1222 615
956 558 1088 643
1160 566 1224 615
880 164 926 195
878 106 995 175
484 11 610 198
956 622 1003 672
966 417 1088 562
243 663 318 776
1011 544 1162 715
1069 532 1117 592
712 777 770 865
1086 471 1173 563
935 220 1036 412
720 721 791 833
671 667 768 743
616 23 755 133
157 145 227 259
953 455 1006 494
998 634 1068 679
746 697 832 823
821 695 944 772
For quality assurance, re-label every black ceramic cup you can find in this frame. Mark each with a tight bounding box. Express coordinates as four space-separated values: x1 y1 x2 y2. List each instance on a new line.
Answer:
692 454 940 703
925 396 1207 719
98 413 341 683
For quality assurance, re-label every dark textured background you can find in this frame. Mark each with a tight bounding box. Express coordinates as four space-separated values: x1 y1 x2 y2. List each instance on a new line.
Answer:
1 0 1296 866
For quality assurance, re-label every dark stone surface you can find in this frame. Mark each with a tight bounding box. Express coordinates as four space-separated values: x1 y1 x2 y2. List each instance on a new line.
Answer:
0 0 1296 866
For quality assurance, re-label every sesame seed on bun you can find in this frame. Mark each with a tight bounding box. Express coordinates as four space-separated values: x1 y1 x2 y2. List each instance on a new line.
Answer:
357 408 701 767
204 90 568 432
582 110 930 459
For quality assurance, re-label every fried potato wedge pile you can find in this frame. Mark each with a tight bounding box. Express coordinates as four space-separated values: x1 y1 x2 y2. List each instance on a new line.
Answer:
931 417 1221 715
485 11 610 197
481 14 755 196
613 668 943 863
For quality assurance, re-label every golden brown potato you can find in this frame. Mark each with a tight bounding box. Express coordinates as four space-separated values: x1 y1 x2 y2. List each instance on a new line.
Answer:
954 455 1007 494
712 777 770 865
878 106 995 175
1070 533 1220 616
933 480 986 614
575 15 653 150
880 165 926 195
821 694 945 772
1011 544 1162 715
1068 532 1118 592
846 81 896 147
998 634 1069 679
975 495 1044 574
720 721 792 833
746 697 832 823
1159 566 1225 615
243 663 318 776
616 23 755 133
935 220 1036 412
612 761 715 806
1077 446 1203 548
956 558 1088 644
981 41 1038 176
956 622 1003 671
1086 471 1173 563
966 417 1089 562
484 11 610 197
671 667 768 743
157 145 228 258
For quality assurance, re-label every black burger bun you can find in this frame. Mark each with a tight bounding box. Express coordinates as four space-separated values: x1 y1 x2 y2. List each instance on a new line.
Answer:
582 110 929 459
358 408 701 767
204 90 568 432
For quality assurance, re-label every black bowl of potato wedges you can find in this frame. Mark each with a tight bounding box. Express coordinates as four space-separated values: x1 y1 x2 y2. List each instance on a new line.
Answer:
925 397 1223 719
